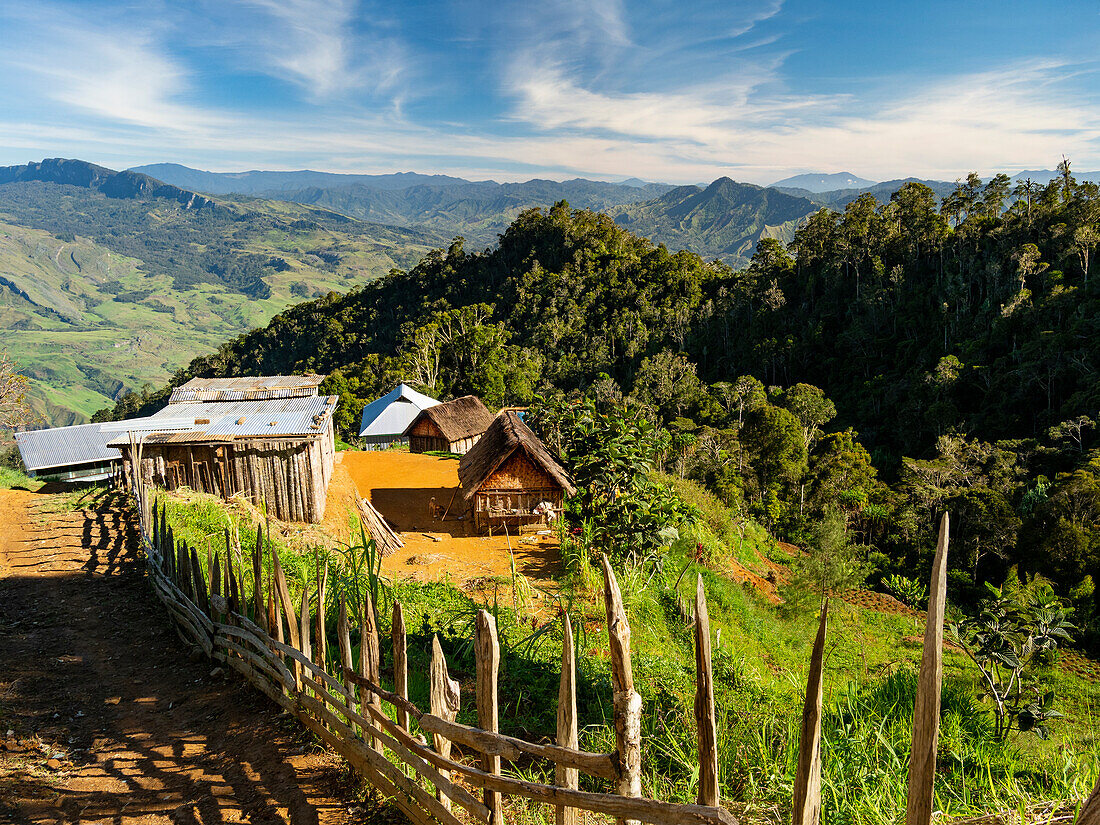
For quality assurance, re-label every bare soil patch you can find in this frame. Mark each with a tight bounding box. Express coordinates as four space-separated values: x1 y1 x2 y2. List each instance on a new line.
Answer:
0 487 383 825
341 451 563 592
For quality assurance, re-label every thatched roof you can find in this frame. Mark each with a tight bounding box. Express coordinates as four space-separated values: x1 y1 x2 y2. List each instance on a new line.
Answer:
459 411 575 501
403 395 495 442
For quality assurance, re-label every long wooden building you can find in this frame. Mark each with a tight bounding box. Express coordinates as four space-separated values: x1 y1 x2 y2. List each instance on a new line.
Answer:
458 411 575 532
111 377 337 523
403 395 495 455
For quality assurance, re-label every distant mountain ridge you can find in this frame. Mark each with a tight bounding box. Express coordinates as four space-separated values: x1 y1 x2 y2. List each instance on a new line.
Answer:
130 163 473 195
614 177 817 265
769 171 876 192
2 158 217 209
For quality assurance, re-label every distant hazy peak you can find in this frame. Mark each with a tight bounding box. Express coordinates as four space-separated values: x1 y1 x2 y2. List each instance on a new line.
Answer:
768 171 877 192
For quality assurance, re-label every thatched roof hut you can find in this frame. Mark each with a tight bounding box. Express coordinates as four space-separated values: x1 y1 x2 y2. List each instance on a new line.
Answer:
403 395 495 455
458 411 574 532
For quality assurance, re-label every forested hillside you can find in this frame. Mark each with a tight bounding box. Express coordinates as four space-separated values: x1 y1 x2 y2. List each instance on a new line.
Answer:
103 164 1100 643
0 160 436 421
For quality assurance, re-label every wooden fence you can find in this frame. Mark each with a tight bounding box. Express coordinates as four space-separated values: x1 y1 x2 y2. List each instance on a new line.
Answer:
125 472 1100 825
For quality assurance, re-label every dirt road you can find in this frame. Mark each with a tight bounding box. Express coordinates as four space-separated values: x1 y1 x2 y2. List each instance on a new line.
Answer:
0 487 379 825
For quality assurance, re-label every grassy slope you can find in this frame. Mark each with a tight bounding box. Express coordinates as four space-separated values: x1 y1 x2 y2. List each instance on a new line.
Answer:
0 201 434 424
158 485 1099 824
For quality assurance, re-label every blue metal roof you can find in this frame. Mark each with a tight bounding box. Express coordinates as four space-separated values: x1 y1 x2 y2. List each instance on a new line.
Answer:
359 384 439 438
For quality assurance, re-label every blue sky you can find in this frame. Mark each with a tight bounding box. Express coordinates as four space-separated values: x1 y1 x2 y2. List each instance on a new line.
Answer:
0 0 1098 184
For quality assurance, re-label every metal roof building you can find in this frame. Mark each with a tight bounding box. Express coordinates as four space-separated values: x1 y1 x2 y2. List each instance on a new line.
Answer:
358 384 439 446
168 374 325 403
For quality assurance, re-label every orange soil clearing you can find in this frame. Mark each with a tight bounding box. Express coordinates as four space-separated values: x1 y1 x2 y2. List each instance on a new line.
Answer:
341 450 564 595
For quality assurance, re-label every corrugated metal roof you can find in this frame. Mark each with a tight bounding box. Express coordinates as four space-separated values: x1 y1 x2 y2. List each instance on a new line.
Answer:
150 395 334 420
169 374 325 403
13 415 183 472
360 383 439 438
107 395 337 446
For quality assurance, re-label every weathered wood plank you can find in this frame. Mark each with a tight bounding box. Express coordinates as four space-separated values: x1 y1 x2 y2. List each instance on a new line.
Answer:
392 601 409 731
694 575 719 808
602 554 643 825
430 635 461 810
792 599 827 825
476 610 504 825
905 513 951 825
272 546 299 648
557 612 580 825
253 524 265 631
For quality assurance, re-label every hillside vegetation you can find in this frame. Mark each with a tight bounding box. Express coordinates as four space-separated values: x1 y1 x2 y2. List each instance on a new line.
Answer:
103 164 1100 651
0 160 436 422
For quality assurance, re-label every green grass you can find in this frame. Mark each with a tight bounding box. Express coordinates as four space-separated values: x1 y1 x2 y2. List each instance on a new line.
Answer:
153 488 1100 825
0 465 42 490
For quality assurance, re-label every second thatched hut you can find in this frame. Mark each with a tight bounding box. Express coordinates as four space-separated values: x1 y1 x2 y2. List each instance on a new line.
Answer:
403 395 495 454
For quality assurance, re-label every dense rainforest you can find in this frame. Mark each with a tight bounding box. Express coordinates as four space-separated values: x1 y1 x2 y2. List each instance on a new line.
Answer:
101 164 1100 646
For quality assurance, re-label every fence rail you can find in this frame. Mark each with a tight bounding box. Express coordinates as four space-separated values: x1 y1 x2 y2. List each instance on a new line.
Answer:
124 460 1100 825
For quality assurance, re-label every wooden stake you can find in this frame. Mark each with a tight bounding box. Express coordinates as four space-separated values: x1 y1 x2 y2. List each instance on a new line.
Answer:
360 595 382 751
601 554 642 825
792 599 828 825
190 545 210 616
905 513 950 825
272 547 299 649
476 610 503 825
430 635 461 811
556 612 579 825
338 594 357 733
1078 775 1100 825
253 524 265 631
315 553 328 670
694 576 719 808
392 601 409 732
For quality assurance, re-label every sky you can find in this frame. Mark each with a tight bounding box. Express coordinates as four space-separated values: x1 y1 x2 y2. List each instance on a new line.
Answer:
0 0 1098 185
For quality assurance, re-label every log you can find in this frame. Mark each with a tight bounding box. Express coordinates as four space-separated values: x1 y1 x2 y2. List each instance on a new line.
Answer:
253 524 265 631
360 594 382 750
299 590 312 664
272 547 299 648
557 612 579 825
603 554 642 825
315 554 328 670
190 545 210 616
694 576 719 808
345 666 618 780
792 599 828 825
354 695 491 822
392 601 409 731
430 635 461 810
476 610 503 825
1078 775 1100 825
905 513 951 825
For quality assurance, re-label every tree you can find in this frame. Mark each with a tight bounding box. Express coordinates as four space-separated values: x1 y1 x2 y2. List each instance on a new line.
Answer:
631 349 703 422
780 509 868 612
779 383 836 451
949 581 1073 740
0 353 36 430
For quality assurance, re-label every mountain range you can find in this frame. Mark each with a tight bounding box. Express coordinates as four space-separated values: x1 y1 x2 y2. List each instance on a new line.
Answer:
5 157 1097 426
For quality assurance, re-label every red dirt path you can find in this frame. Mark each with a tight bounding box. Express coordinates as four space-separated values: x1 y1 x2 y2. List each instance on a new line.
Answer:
0 487 381 825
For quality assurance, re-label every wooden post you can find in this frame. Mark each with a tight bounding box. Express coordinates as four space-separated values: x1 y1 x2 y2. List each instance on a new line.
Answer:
211 551 222 598
694 575 719 808
191 545 210 616
253 524 265 631
360 595 382 751
338 595 357 734
392 601 409 732
556 612 579 825
1078 775 1100 825
792 599 828 825
601 555 642 825
177 538 190 601
272 547 299 648
430 634 461 811
906 513 950 825
476 610 504 825
315 555 328 670
299 590 312 662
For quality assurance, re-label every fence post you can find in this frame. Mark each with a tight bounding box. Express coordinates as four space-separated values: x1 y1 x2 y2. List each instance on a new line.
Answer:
476 610 504 825
272 547 299 648
1078 775 1100 825
337 595 357 734
556 612 579 825
694 575 719 808
905 513 950 825
315 555 328 670
392 601 409 732
253 524 265 631
430 634 461 811
792 599 828 825
360 594 382 751
601 555 642 825
190 545 209 615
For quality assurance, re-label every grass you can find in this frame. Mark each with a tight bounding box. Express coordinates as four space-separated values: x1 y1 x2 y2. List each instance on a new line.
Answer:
0 465 42 491
150 487 1100 825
